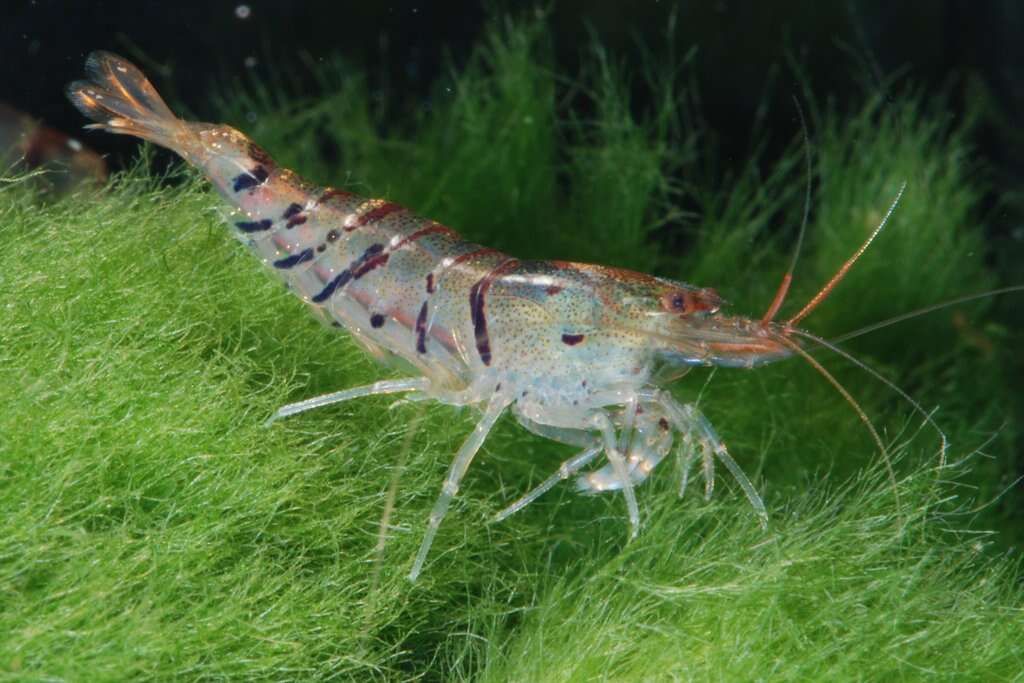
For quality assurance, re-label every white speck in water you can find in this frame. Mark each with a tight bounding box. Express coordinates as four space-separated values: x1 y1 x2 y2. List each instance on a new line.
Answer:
67 138 83 151
244 55 258 68
246 111 258 123
235 4 251 19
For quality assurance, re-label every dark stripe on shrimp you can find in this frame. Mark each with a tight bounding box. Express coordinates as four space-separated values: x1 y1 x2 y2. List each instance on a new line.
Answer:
281 203 307 228
273 248 314 269
469 258 519 366
353 253 389 279
309 243 385 303
561 333 585 346
232 165 269 192
344 224 446 283
370 313 385 328
235 218 273 233
415 302 429 353
351 243 388 279
425 273 435 293
311 270 351 303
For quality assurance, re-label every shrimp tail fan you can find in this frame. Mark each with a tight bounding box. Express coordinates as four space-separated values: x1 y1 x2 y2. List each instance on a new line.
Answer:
66 51 192 152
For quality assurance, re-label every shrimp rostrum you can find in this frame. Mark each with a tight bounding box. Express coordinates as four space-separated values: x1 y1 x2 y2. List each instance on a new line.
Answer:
68 52 926 581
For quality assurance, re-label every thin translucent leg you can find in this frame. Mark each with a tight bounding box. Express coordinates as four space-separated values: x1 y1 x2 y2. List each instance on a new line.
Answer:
493 441 603 522
408 394 508 582
685 405 765 525
657 393 767 527
701 437 715 501
593 412 641 539
715 448 768 529
676 432 696 499
618 395 639 459
265 378 430 426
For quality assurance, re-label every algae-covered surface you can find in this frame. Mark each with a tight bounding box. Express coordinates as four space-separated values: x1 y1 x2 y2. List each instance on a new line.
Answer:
2 19 1022 682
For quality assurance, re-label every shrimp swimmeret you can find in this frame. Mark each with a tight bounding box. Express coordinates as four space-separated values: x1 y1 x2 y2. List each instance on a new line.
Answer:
68 51 953 581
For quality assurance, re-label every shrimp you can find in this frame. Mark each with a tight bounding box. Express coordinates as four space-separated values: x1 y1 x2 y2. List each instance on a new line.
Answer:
66 52 952 582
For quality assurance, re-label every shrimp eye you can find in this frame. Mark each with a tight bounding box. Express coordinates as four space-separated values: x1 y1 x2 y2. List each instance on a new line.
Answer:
660 288 722 316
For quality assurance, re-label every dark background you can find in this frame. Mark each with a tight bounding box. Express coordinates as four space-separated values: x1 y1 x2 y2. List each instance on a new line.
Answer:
5 1 1024 185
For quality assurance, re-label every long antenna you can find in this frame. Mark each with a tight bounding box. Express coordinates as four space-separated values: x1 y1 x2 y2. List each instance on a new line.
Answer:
761 95 813 325
829 285 1024 344
789 328 948 469
775 335 903 516
786 181 906 328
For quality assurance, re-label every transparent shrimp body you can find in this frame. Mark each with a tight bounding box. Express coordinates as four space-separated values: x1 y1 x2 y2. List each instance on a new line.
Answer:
69 51 909 582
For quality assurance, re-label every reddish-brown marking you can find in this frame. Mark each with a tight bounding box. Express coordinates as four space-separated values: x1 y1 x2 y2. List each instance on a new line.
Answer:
434 248 502 283
546 285 564 296
391 222 458 251
318 188 356 204
428 247 502 297
352 253 390 279
552 261 663 287
246 141 274 166
470 257 520 366
708 340 788 357
346 201 404 232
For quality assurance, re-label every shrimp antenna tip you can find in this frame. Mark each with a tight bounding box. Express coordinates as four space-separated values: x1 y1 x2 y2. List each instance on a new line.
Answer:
786 180 907 328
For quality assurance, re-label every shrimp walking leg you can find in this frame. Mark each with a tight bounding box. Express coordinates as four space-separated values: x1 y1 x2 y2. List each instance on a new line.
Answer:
409 393 509 581
676 432 697 499
592 412 642 538
493 441 603 522
653 393 768 527
265 378 431 426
